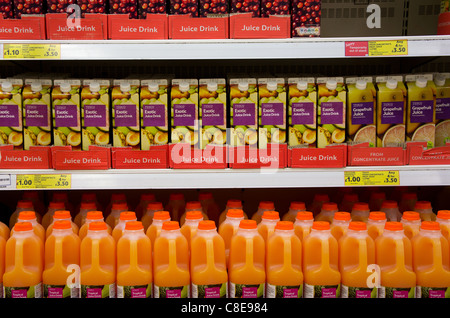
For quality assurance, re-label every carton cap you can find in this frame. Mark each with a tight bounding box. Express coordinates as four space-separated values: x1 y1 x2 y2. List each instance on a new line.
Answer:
434 74 446 87
31 82 42 92
238 81 248 91
356 79 367 90
120 82 131 92
60 82 71 93
179 82 190 92
297 81 308 91
1 81 12 92
89 82 100 92
386 79 398 90
326 79 337 90
207 82 218 92
415 77 427 88
148 83 159 93
267 81 278 91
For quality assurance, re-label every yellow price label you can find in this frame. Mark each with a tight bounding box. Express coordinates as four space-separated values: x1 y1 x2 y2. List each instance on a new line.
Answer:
368 40 408 57
3 43 61 60
344 170 400 187
16 174 71 189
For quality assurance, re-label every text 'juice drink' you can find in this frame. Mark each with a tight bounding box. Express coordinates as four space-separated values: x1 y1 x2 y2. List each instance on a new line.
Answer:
0 79 23 149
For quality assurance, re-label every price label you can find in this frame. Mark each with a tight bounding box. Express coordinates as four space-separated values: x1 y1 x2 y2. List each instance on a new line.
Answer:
16 174 71 189
368 40 408 57
3 44 61 60
344 170 400 186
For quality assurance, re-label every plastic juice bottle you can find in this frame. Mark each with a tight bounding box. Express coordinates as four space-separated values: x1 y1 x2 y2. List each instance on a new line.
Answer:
80 221 116 298
112 211 137 242
43 220 81 298
412 221 450 298
0 234 5 298
369 191 386 212
282 201 306 222
51 191 74 216
436 210 450 241
367 211 387 241
229 220 266 298
401 211 421 240
293 211 314 242
251 201 275 224
218 199 247 225
105 192 127 217
308 193 329 217
46 210 79 239
190 220 228 298
3 222 44 298
0 220 10 241
340 193 359 212
22 191 46 217
257 211 280 242
414 200 436 221
180 201 208 226
116 221 152 298
13 211 45 242
180 210 204 249
141 201 164 231
79 211 112 241
198 191 220 225
41 201 66 230
146 211 171 251
351 202 371 222
77 192 102 213
315 202 338 223
266 221 303 298
399 192 418 213
135 193 156 221
153 221 190 298
381 200 402 222
9 199 34 229
74 201 98 228
218 209 245 266
165 193 185 222
106 202 129 229
303 221 340 298
330 211 351 242
376 222 416 298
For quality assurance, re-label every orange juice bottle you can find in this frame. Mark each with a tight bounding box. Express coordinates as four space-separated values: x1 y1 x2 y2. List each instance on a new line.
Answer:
330 211 351 242
308 193 330 217
414 200 436 221
46 210 79 239
303 221 340 298
218 199 247 225
198 191 220 225
105 192 127 217
257 211 280 242
12 211 45 242
436 210 450 241
381 200 402 222
190 220 228 298
43 220 81 298
9 199 34 229
340 193 359 212
369 191 386 212
135 193 156 221
153 221 190 298
80 221 116 298
165 193 185 222
266 221 303 298
180 210 204 249
339 221 376 298
22 190 46 217
367 211 387 241
228 220 265 298
401 211 421 240
351 202 370 222
0 220 10 241
293 211 314 242
51 191 74 216
315 202 338 223
146 211 171 251
399 192 417 213
218 208 245 266
3 222 44 298
0 233 5 298
112 211 137 242
141 201 164 231
251 201 275 224
376 222 416 298
77 192 102 213
412 221 450 298
105 201 129 229
79 211 112 241
282 201 306 222
116 221 152 298
180 201 208 226
74 201 98 228
41 201 66 230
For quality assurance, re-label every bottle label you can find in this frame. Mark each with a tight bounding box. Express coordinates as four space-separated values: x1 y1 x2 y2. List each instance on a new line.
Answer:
378 286 415 298
416 286 450 298
266 283 303 298
341 285 377 298
4 282 42 298
44 284 80 298
153 284 190 298
229 282 265 298
191 282 227 298
81 283 116 298
117 284 152 298
303 283 340 298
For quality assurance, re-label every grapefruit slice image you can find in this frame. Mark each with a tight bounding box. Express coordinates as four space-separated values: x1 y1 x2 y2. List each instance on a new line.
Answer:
435 120 450 147
382 124 405 147
412 123 435 147
353 125 376 146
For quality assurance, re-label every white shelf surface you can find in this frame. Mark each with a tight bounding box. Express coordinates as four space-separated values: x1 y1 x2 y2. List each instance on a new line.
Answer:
0 35 449 60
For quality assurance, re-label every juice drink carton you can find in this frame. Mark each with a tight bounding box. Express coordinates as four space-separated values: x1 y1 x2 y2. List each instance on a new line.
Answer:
80 221 116 298
23 79 52 150
165 193 185 222
81 80 111 151
230 0 260 17
436 210 450 241
218 208 245 266
282 201 306 222
199 78 227 150
13 211 45 242
375 76 407 147
153 221 190 298
287 78 317 148
171 79 199 148
228 220 266 298
434 73 450 147
380 200 402 222
258 78 287 149
257 211 280 242
180 210 204 249
266 221 303 298
9 199 35 229
146 211 171 251
293 211 313 242
52 79 82 150
405 74 436 148
140 79 169 150
170 0 198 16
251 200 275 224
229 78 258 148
260 0 289 16
41 201 66 230
316 77 346 148
346 77 377 146
351 202 371 223
105 201 129 229
46 210 79 239
414 200 436 221
400 211 421 240
116 221 152 298
78 211 112 241
112 79 140 149
376 221 416 298
0 79 23 149
330 211 351 242
315 202 338 223
3 222 44 298
291 0 321 37
141 201 164 231
43 220 81 298
112 211 137 242
303 221 340 298
367 211 386 241
190 220 228 298
219 199 246 225
73 201 98 228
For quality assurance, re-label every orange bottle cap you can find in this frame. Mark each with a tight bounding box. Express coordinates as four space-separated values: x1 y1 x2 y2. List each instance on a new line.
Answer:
369 211 386 221
81 192 97 201
227 209 244 218
140 193 156 201
239 219 257 229
88 221 107 231
125 221 144 231
18 211 36 220
421 221 440 231
322 202 338 211
53 220 72 230
17 200 33 209
198 192 213 200
186 201 202 210
81 201 97 210
312 221 330 230
111 193 126 201
162 221 180 231
275 221 294 230
259 201 275 210
111 202 128 210
147 202 163 210
385 221 403 231
414 201 432 210
313 194 329 202
262 211 280 220
290 201 306 210
381 200 398 209
402 211 420 221
370 191 386 200
119 211 136 221
226 199 242 208
343 193 359 201
437 210 450 220
198 220 216 230
349 221 367 231
86 211 103 220
296 211 313 221
401 192 417 200
14 222 33 232
54 210 71 219
352 202 369 211
48 201 66 209
154 211 171 220
186 210 203 220
169 193 184 201
333 211 351 221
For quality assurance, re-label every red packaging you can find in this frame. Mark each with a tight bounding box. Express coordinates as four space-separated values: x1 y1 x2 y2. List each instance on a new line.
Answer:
14 0 44 18
139 0 167 18
78 0 107 15
291 0 321 37
109 0 138 18
47 0 76 13
0 0 13 18
199 0 228 17
230 0 259 17
170 0 198 17
260 0 289 17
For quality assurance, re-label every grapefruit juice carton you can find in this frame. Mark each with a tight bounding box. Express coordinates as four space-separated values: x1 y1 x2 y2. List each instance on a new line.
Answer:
0 79 23 149
434 73 450 147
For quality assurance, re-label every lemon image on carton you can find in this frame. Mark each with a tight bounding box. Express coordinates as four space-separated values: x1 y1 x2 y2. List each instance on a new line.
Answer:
434 73 450 147
0 79 23 150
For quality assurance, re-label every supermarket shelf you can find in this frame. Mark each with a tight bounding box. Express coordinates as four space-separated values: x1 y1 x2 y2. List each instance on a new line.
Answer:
0 36 450 60
1 165 450 190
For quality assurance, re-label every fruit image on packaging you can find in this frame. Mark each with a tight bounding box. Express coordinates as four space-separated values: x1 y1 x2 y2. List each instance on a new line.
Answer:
291 0 321 37
52 80 81 150
230 0 260 17
47 0 76 13
288 78 316 147
81 80 111 151
139 0 166 17
78 0 107 15
14 0 43 18
261 0 289 17
199 0 228 17
316 78 346 148
170 0 198 16
140 79 168 150
109 0 138 18
434 73 450 147
23 79 52 150
0 79 23 150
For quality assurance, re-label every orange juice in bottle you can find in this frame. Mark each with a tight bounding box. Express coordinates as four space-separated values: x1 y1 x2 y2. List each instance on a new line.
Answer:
198 191 220 225
282 201 306 222
331 211 351 242
78 211 112 241
80 221 116 298
153 221 190 298
3 222 44 298
165 193 185 222
41 201 66 230
180 210 204 249
308 193 329 217
77 192 102 213
12 211 45 242
190 220 228 298
293 211 314 242
251 201 275 224
340 193 359 212
229 220 265 298
218 199 247 226
257 211 280 242
399 192 417 213
414 200 436 221
146 211 171 251
266 221 303 298
401 211 421 240
436 210 450 241
141 201 164 231
51 191 74 216
180 201 208 226
0 220 10 241
351 202 370 222
381 200 401 222
112 211 137 242
369 191 386 211
412 221 450 298
105 192 127 217
367 211 387 241
74 201 98 228
339 221 376 298
218 208 245 266
315 202 338 223
22 191 46 218
0 233 4 298
43 220 81 298
303 221 340 298
116 221 152 298
9 199 34 229
105 201 129 229
135 193 156 221
46 210 79 239
376 222 416 298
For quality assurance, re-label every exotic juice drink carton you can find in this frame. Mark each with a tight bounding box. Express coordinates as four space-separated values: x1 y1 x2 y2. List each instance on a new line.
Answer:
0 79 23 149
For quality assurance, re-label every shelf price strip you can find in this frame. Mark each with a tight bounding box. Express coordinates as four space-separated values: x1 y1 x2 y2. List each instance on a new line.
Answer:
16 174 71 189
3 43 61 60
368 40 408 57
344 170 400 187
